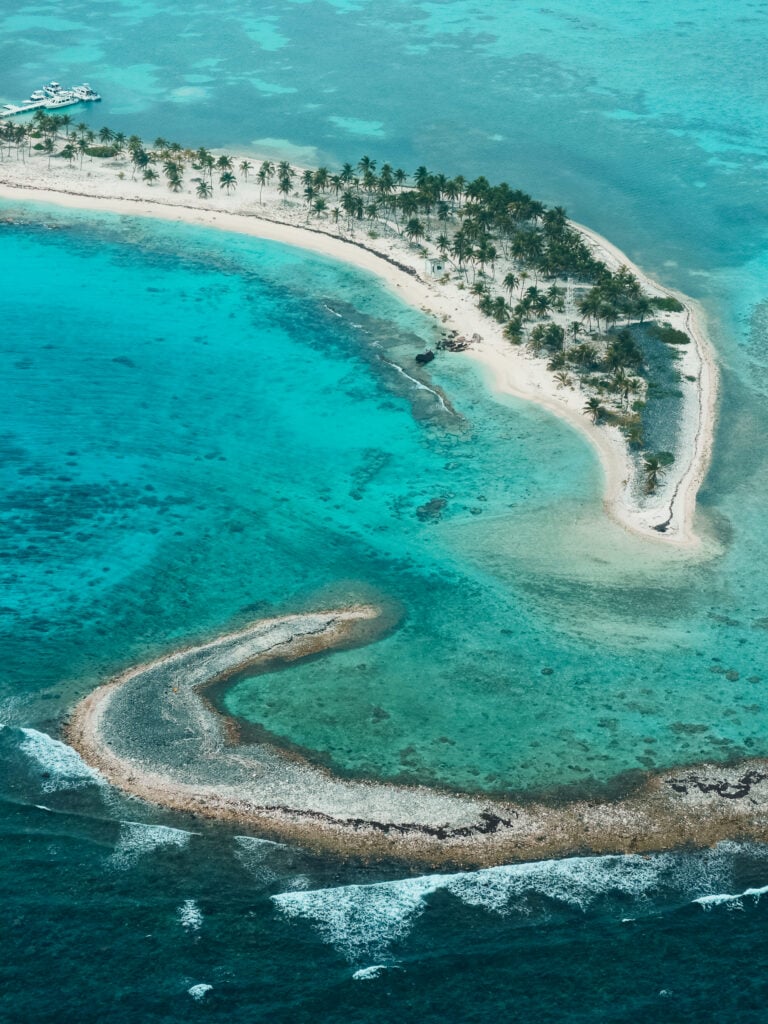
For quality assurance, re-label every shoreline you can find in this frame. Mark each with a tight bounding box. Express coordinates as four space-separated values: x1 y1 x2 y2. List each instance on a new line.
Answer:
65 610 768 869
0 155 718 548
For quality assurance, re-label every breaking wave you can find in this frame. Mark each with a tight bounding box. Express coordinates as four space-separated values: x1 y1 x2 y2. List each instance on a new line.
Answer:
18 727 104 793
352 965 390 981
109 820 193 869
694 883 768 911
272 843 768 961
233 834 289 888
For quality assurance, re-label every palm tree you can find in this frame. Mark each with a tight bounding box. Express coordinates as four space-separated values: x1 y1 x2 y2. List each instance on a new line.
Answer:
490 295 509 323
277 175 293 203
239 159 253 182
302 182 317 215
13 125 26 162
475 238 498 278
130 148 150 180
611 367 636 409
99 126 115 145
554 370 572 389
570 342 599 369
43 137 54 168
340 189 356 229
194 178 213 199
404 217 425 243
502 271 518 299
60 142 76 166
142 167 159 185
257 159 274 203
219 170 237 194
584 397 603 423
277 161 295 203
504 317 524 344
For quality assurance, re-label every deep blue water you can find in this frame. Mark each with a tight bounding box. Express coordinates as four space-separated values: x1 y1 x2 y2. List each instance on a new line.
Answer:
3 1 768 1020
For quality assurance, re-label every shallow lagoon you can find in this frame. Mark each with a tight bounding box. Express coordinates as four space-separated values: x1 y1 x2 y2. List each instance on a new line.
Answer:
3 0 768 1018
2 203 766 800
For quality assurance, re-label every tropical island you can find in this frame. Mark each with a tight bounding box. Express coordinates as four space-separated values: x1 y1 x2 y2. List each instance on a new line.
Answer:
0 110 717 545
0 112 739 867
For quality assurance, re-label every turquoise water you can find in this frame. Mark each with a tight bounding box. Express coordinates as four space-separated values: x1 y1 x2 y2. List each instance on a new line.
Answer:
3 1 768 1019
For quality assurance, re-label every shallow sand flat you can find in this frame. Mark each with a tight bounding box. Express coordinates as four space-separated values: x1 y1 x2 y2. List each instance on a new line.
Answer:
66 609 768 868
0 150 717 548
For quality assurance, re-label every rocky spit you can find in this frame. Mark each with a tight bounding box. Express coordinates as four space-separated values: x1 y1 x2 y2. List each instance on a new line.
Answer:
66 608 768 868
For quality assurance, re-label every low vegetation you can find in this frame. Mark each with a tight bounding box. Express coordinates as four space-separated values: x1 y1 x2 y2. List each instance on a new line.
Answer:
0 108 695 497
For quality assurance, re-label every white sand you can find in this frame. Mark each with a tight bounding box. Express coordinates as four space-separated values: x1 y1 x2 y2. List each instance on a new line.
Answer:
0 147 718 546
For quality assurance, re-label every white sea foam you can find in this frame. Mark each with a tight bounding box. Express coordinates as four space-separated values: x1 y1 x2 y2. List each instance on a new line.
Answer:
694 883 768 910
352 965 389 981
234 835 285 852
233 834 286 886
272 854 668 960
187 983 212 1002
386 359 450 411
284 874 310 891
273 876 441 961
178 899 203 931
273 843 766 959
18 727 104 792
0 696 25 726
109 820 192 869
441 853 674 915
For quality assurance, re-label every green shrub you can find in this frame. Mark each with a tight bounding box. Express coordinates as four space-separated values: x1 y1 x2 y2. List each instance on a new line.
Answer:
648 322 690 345
651 295 685 313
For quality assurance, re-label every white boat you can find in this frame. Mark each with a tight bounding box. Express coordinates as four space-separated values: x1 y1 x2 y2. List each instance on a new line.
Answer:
46 94 78 109
71 84 100 101
6 80 102 117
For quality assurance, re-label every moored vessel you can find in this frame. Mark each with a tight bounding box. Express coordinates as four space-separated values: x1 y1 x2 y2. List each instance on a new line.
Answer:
2 80 102 118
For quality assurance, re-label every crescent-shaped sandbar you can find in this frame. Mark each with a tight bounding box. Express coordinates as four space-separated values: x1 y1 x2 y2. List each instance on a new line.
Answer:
66 607 768 868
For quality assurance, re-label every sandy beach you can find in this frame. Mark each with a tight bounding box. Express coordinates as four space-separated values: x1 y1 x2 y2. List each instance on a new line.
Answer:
1 140 747 865
0 145 718 547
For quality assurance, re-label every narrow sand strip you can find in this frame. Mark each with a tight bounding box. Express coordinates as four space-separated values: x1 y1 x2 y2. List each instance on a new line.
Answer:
0 157 717 547
66 610 768 869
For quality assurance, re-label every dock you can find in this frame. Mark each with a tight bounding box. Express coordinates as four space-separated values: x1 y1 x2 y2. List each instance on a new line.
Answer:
2 83 101 119
2 97 101 118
